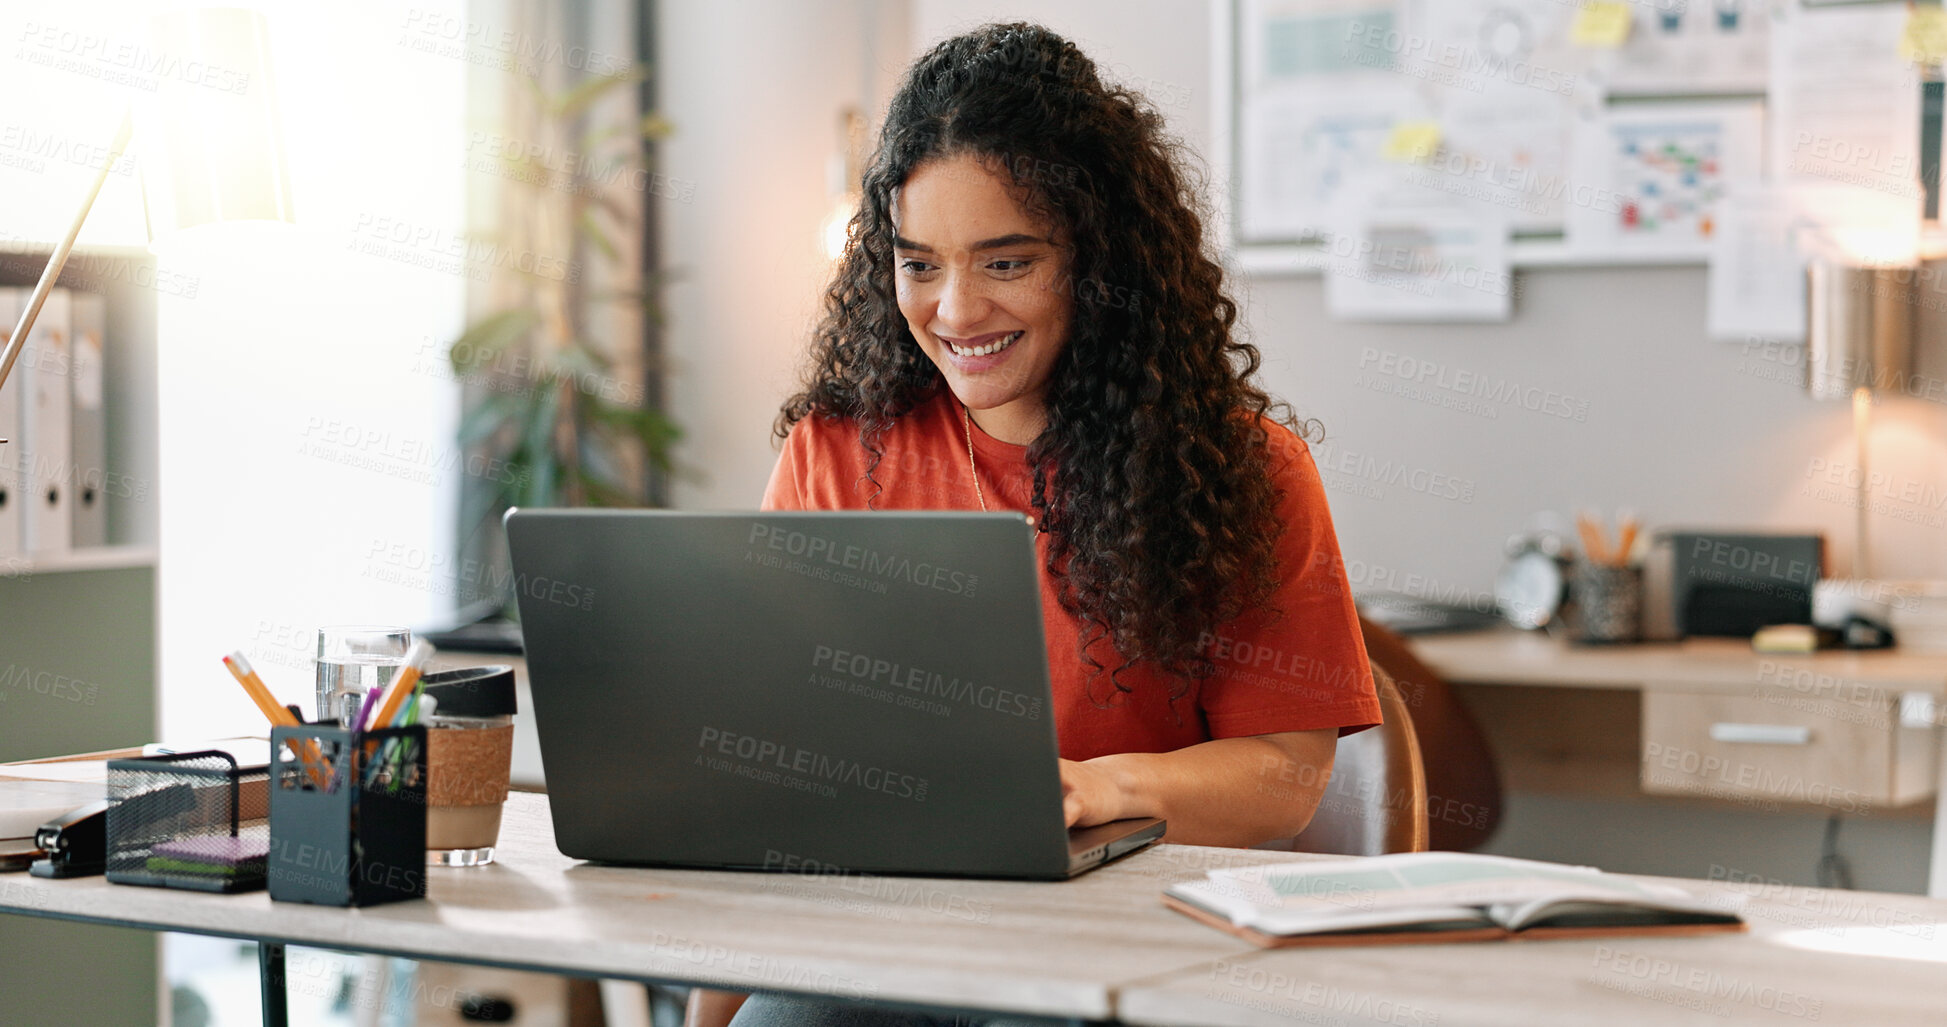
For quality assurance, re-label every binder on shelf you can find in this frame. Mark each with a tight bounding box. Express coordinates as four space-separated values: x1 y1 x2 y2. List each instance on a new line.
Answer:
0 287 21 560
70 292 106 549
20 287 71 556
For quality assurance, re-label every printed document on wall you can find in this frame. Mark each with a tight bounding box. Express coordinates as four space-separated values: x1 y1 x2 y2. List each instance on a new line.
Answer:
1565 101 1763 259
1393 0 1594 233
1707 187 1806 342
1240 85 1423 242
1599 0 1769 96
1770 3 1921 205
1236 0 1414 242
1707 184 1920 342
1323 202 1513 322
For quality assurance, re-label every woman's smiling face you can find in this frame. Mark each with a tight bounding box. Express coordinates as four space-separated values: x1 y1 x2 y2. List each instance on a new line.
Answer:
892 152 1072 445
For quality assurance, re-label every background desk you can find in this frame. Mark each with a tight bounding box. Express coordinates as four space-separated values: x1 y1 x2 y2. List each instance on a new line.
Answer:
1413 629 1947 896
5 793 1947 1025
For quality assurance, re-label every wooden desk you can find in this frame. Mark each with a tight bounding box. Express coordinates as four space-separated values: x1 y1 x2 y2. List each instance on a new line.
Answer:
0 792 1258 1023
1119 882 1947 1026
1411 628 1947 896
6 793 1947 1024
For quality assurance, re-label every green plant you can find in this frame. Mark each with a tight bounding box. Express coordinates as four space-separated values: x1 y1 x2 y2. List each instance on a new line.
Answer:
448 69 679 554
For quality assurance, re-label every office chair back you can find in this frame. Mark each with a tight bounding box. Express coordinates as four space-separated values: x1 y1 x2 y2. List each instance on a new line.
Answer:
1286 662 1429 856
1356 616 1503 850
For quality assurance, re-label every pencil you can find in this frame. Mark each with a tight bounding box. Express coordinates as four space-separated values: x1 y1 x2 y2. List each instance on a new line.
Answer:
1576 512 1610 567
223 652 326 787
366 640 433 733
1615 517 1640 567
358 641 434 787
223 652 295 727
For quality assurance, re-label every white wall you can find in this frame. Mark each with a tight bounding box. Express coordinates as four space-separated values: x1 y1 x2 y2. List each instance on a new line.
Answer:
155 0 467 739
658 0 911 510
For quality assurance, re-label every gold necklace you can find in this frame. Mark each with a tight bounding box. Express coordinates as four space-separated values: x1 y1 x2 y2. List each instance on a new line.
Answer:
961 403 1035 527
961 402 989 512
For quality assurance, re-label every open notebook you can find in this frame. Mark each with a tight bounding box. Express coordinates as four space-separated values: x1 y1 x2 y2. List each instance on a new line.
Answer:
1165 852 1744 948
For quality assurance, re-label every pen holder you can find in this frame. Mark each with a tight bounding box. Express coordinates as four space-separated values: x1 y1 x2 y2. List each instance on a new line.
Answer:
105 751 270 894
268 724 427 907
1570 563 1643 645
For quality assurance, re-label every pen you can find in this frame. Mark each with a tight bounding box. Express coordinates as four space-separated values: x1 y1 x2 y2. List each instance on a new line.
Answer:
366 641 433 733
374 689 432 791
360 641 434 787
333 682 389 793
223 652 326 787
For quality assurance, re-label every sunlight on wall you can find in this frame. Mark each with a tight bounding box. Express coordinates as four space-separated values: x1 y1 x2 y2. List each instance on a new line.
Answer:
141 0 470 740
153 0 467 742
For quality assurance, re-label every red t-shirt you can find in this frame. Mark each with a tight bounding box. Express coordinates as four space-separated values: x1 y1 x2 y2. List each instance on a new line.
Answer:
761 389 1380 761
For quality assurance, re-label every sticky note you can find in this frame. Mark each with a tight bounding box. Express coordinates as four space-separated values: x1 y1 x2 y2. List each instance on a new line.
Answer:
1899 7 1947 63
1383 121 1442 164
1572 2 1634 48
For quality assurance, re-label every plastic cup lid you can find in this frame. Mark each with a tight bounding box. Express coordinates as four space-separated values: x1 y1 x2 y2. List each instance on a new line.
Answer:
419 665 518 717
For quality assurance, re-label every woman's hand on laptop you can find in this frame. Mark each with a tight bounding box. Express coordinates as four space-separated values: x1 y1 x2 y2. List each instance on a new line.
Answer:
1059 758 1125 829
1058 731 1338 847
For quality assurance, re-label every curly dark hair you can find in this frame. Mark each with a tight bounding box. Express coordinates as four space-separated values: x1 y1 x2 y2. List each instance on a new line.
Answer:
778 22 1311 700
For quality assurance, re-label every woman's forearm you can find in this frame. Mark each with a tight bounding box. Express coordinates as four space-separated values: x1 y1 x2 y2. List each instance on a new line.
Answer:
1081 730 1337 848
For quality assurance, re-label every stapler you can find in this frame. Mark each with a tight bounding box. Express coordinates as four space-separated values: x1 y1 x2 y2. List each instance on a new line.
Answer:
29 799 109 878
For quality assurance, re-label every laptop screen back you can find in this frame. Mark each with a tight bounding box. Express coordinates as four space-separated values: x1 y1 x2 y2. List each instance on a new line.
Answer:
505 509 1074 877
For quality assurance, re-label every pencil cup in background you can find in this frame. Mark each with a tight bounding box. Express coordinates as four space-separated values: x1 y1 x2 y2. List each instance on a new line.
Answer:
315 626 411 726
1570 562 1643 644
419 666 519 867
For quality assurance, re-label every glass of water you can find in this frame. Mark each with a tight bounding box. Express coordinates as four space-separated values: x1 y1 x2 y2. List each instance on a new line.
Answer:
315 626 412 726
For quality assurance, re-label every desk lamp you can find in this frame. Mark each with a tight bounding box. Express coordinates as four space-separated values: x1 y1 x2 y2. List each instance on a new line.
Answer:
1804 258 1918 578
0 7 294 437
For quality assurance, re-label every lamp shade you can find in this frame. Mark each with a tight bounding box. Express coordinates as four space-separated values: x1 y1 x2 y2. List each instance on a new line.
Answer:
143 8 295 233
1805 260 1917 401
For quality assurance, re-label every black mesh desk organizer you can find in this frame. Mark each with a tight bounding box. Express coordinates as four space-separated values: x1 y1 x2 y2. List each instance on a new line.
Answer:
105 751 269 893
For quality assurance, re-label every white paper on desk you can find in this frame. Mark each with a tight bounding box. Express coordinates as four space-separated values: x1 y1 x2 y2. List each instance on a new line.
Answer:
0 778 100 839
1564 100 1763 259
1770 3 1923 204
0 761 109 784
1322 200 1513 322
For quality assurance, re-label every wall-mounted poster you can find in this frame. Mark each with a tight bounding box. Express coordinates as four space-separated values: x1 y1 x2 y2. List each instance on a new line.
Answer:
1599 0 1770 97
1234 0 1415 243
1564 101 1763 258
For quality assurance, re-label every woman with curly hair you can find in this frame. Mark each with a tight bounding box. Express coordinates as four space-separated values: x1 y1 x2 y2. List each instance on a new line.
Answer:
700 21 1382 1027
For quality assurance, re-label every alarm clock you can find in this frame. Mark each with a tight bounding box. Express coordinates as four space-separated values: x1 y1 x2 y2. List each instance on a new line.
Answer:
1495 532 1569 630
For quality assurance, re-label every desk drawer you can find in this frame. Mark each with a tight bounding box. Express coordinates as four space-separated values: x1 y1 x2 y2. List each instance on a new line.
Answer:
1641 690 1935 809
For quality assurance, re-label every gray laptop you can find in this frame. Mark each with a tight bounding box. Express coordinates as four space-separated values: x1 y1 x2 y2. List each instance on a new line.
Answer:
504 508 1164 879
